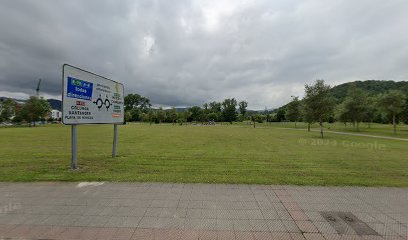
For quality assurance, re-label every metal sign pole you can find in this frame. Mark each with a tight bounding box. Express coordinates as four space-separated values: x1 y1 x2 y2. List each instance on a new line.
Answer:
71 124 78 169
112 124 118 157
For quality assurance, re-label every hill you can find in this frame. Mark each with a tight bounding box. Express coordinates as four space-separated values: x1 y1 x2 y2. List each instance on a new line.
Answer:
272 80 408 115
0 97 62 111
329 80 408 103
47 99 61 111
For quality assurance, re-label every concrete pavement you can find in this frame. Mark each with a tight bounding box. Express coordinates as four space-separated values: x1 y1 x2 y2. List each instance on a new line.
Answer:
0 182 407 239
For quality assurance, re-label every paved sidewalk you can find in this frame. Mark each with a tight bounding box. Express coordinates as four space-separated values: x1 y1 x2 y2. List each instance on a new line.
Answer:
0 182 407 240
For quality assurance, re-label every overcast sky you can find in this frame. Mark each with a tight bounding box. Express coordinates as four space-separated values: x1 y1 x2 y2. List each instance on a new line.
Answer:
0 0 407 109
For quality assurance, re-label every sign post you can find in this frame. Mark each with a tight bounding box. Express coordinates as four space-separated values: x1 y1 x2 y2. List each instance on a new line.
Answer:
71 125 78 169
112 124 118 157
62 64 124 169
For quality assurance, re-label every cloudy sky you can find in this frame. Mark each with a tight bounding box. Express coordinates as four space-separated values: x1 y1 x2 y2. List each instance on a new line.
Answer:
0 0 407 109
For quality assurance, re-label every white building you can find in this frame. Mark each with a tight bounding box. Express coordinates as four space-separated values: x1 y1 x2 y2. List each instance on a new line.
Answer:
50 109 62 120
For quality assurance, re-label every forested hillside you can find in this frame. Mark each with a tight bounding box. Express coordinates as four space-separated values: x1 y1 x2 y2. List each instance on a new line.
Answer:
330 80 408 103
277 80 408 110
272 80 408 125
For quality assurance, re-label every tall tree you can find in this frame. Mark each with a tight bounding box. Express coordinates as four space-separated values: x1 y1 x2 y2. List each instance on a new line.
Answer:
403 94 408 124
209 101 222 113
222 98 237 123
18 96 51 126
238 101 248 120
139 112 149 122
124 94 151 111
251 114 265 128
303 80 335 138
275 108 286 122
167 107 178 124
337 87 369 130
124 94 151 121
203 103 208 111
335 102 350 128
302 104 314 132
285 96 301 128
363 96 377 128
188 106 202 122
147 110 155 124
0 98 16 122
181 111 191 124
125 111 132 123
207 112 218 122
153 108 166 124
378 90 406 134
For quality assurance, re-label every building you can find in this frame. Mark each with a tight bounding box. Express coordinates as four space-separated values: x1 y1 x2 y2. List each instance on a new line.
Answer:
50 109 62 120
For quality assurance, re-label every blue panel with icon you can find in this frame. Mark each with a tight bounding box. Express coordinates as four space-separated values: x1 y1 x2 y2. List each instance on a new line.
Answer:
67 77 93 100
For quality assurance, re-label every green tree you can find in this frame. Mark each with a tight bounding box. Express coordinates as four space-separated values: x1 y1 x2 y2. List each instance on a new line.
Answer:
178 111 191 125
378 90 406 134
0 98 16 122
167 107 178 124
147 110 155 124
207 112 218 122
124 94 151 121
209 101 222 113
129 108 142 122
337 87 369 130
176 113 186 125
363 96 377 128
303 80 335 138
222 98 237 123
403 94 408 124
302 104 314 132
18 96 51 126
238 101 248 121
156 107 166 124
140 112 149 122
203 103 208 112
188 106 202 122
125 111 132 122
276 108 286 122
237 113 245 122
335 102 350 128
251 114 265 128
285 96 301 128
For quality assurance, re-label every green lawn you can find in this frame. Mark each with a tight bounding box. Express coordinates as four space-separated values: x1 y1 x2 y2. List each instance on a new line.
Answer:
0 123 407 186
269 122 408 138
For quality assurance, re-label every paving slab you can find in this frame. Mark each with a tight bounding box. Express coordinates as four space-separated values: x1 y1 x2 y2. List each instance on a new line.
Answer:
0 182 407 239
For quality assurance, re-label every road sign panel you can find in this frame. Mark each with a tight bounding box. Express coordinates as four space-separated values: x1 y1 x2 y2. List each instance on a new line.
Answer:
62 64 124 124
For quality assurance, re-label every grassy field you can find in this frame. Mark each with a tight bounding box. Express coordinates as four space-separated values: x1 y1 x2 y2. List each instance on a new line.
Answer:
0 123 407 186
270 122 408 138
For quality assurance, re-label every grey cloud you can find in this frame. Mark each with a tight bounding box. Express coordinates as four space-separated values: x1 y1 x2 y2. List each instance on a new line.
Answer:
0 0 407 109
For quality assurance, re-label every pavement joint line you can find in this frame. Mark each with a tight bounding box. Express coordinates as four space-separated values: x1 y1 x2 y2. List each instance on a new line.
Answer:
273 188 321 237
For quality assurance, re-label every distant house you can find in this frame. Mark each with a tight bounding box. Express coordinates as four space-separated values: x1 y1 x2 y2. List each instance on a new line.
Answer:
50 109 62 120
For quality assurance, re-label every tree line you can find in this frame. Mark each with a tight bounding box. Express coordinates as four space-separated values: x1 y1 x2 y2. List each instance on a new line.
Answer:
1 80 407 133
0 96 51 126
284 80 408 136
124 79 408 137
124 93 249 124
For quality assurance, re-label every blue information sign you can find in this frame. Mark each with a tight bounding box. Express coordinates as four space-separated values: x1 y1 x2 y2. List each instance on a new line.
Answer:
66 76 93 100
